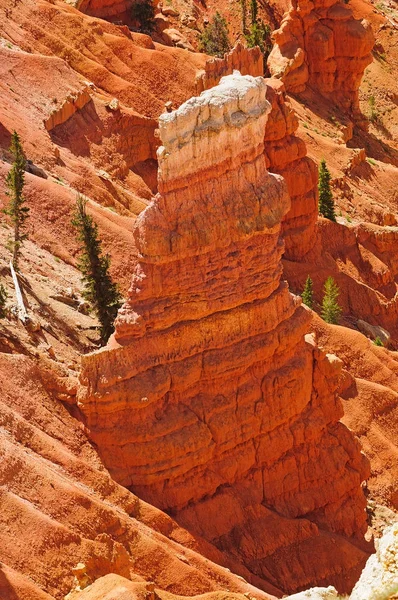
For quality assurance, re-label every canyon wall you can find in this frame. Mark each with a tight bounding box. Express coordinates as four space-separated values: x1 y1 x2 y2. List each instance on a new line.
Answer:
196 45 318 261
263 78 317 260
78 73 370 595
268 0 374 120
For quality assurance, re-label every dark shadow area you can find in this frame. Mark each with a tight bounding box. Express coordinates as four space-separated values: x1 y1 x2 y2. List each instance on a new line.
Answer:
348 127 398 167
0 568 23 600
131 158 158 194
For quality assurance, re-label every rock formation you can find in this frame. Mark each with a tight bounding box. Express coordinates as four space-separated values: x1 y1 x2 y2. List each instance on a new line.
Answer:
194 46 318 261
268 0 374 120
78 73 370 595
263 78 318 260
44 86 92 131
76 0 134 23
196 43 264 94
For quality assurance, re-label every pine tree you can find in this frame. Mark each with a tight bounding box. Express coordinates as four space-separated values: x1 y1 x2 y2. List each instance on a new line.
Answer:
199 12 231 58
72 196 122 344
321 276 342 324
240 0 247 33
301 275 313 309
4 131 29 269
244 0 272 65
250 0 258 23
0 284 7 319
318 159 336 221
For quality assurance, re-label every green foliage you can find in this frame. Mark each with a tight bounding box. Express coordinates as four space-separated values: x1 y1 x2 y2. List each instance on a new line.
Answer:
131 0 155 33
318 158 336 221
321 276 342 325
368 95 378 123
240 0 247 33
250 0 258 23
301 275 313 309
374 336 384 346
0 284 7 319
245 20 272 56
199 12 231 58
4 131 29 269
243 0 272 65
72 196 122 344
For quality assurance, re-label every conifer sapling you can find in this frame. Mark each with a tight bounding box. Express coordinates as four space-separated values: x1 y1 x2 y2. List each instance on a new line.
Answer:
321 276 342 324
4 131 29 269
0 284 7 319
318 159 336 222
301 275 313 309
72 195 122 344
199 12 231 58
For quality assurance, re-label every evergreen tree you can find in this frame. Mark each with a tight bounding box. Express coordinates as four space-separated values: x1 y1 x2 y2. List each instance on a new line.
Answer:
4 131 29 269
318 159 336 221
0 284 7 319
301 275 313 309
72 196 122 344
245 20 271 55
250 0 258 23
244 0 272 66
321 276 342 324
199 12 231 58
240 0 247 33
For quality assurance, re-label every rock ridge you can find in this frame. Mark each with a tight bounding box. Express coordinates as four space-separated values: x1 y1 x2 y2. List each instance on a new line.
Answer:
78 73 370 594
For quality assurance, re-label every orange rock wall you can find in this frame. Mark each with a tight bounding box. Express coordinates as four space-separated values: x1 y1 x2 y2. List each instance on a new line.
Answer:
44 87 92 131
77 0 133 22
268 0 374 119
264 78 318 260
196 43 264 94
78 74 370 595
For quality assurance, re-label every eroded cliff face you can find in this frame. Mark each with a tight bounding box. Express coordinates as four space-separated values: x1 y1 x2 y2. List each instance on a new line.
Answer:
263 79 318 260
268 0 374 121
78 73 370 595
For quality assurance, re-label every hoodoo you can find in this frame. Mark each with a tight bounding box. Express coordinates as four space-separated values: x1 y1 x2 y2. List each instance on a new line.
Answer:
268 0 374 121
79 73 370 595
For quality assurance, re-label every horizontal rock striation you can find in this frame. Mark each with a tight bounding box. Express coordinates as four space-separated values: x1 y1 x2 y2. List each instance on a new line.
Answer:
268 0 374 120
263 78 318 260
79 73 370 594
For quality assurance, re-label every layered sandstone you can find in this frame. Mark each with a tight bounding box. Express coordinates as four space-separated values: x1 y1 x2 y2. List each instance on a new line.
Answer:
194 46 318 261
268 0 374 120
44 86 92 131
78 73 370 594
196 43 264 94
263 78 317 260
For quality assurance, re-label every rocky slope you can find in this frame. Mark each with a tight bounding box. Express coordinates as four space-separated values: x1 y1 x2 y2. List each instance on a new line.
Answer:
78 73 371 595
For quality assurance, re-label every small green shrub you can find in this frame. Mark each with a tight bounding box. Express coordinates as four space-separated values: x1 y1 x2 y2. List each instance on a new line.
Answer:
318 159 336 222
301 275 313 309
321 277 342 325
245 20 272 59
368 95 378 123
0 284 7 318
